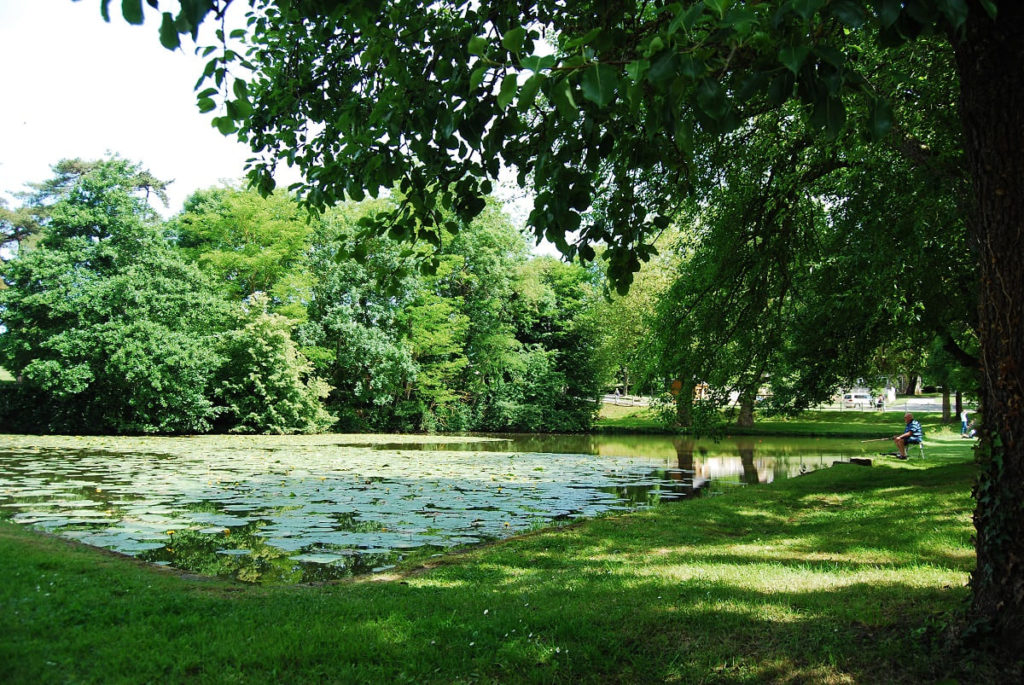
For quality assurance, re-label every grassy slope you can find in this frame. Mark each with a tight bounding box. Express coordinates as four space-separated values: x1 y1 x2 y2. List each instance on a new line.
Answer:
2 434 1009 683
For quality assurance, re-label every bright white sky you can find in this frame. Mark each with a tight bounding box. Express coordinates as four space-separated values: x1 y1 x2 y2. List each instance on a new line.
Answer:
0 0 254 215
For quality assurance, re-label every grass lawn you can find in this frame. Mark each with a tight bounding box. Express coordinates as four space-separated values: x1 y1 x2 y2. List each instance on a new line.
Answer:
1 432 1013 683
593 402 664 432
596 403 958 439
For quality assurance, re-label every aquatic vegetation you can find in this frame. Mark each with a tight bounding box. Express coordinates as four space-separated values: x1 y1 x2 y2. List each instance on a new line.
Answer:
0 434 713 582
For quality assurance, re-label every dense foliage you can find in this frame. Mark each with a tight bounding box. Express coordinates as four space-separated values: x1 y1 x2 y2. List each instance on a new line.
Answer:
297 198 606 432
0 158 607 434
644 37 976 430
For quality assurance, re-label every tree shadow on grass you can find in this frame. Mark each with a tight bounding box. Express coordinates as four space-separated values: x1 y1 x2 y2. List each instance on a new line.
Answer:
1 521 980 684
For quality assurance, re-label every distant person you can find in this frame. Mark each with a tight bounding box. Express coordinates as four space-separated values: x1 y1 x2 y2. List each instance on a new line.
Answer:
960 408 969 435
965 419 977 439
893 412 924 459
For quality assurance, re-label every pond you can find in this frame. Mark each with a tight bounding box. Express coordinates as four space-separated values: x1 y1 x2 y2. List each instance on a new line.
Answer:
0 432 873 583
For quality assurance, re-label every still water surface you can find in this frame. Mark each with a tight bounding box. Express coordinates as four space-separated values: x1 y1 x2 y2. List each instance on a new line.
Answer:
0 433 873 583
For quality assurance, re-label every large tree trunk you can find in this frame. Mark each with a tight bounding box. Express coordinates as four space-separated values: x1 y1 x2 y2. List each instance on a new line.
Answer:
942 386 951 423
955 390 963 419
737 390 756 428
954 3 1024 652
675 383 694 428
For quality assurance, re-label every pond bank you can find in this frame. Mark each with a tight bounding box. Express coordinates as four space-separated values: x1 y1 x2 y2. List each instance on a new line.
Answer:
1 434 1013 682
593 406 957 438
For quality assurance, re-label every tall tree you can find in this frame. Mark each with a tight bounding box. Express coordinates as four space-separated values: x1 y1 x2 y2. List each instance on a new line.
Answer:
0 158 228 433
168 186 313 318
103 0 1023 650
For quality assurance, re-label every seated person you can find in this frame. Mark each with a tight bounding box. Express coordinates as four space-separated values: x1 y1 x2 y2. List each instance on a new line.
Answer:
893 412 924 459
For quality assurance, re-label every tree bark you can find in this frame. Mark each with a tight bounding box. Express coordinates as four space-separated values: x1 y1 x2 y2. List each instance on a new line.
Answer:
955 390 963 418
675 384 693 428
737 391 755 428
953 2 1024 651
942 386 951 423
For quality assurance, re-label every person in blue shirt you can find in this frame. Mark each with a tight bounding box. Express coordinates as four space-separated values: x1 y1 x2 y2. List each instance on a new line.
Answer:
893 412 924 459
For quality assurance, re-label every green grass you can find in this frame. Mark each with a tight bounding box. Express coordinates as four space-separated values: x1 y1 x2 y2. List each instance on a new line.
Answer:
594 402 664 432
1 434 1013 683
596 403 958 438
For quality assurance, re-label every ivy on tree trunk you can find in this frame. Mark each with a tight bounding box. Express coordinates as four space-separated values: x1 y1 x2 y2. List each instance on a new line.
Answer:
954 2 1024 651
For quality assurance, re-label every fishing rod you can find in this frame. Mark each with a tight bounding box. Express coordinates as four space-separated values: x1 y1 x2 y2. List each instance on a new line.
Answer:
859 437 894 443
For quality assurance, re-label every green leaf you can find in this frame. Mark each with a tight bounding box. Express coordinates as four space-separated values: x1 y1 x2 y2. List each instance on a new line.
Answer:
703 0 730 19
978 0 997 19
101 0 113 22
122 0 145 25
470 65 488 91
779 45 811 74
870 98 893 141
829 0 866 27
679 54 705 80
722 6 758 37
810 94 845 139
159 12 180 49
672 3 707 34
213 116 238 135
501 27 527 53
496 73 518 110
468 36 488 56
232 79 248 100
767 72 794 106
197 97 217 113
625 60 649 83
905 0 938 24
520 55 556 72
935 0 968 29
581 64 619 107
646 50 678 85
517 73 543 112
791 0 826 21
877 0 901 27
814 46 845 68
695 78 729 122
551 78 578 120
825 96 846 138
563 27 601 50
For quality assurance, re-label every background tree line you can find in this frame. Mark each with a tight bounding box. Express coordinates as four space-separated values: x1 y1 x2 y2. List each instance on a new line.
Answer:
0 157 612 434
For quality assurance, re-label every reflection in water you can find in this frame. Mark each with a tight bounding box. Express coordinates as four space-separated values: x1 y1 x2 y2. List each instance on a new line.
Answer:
737 439 759 485
384 432 872 486
0 433 871 584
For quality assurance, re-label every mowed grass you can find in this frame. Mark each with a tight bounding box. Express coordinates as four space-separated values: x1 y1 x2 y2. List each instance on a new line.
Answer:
596 402 958 438
2 434 1009 683
594 402 663 432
